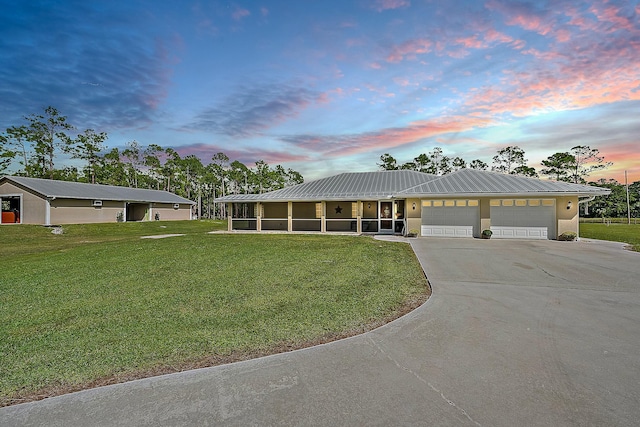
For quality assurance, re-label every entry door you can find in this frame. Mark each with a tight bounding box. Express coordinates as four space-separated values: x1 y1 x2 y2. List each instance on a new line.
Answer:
379 201 393 232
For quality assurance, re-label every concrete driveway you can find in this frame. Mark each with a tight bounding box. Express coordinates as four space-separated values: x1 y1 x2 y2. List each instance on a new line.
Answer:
2 238 639 426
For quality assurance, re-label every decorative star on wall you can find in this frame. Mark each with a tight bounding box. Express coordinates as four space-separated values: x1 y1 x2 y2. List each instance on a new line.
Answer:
335 205 342 214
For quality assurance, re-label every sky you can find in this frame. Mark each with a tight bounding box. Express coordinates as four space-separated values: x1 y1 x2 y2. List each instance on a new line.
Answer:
1 0 639 183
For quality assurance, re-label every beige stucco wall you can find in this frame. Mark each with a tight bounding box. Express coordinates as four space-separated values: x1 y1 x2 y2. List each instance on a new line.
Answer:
50 199 124 224
480 198 491 232
556 195 579 238
405 198 421 234
152 203 192 221
0 181 48 224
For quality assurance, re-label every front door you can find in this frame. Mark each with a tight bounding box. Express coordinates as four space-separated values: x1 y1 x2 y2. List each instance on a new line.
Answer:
379 201 393 233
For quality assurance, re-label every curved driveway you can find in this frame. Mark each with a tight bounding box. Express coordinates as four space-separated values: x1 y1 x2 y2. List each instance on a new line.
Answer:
2 238 639 426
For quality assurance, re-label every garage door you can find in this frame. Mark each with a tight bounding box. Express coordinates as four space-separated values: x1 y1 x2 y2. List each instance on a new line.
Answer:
421 200 479 237
490 199 555 239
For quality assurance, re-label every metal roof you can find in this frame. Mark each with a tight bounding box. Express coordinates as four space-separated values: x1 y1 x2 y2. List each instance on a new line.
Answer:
216 170 438 202
1 176 195 204
215 168 610 202
399 168 611 196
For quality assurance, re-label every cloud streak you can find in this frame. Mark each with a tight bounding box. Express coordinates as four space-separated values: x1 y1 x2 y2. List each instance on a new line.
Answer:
186 84 326 137
280 115 495 157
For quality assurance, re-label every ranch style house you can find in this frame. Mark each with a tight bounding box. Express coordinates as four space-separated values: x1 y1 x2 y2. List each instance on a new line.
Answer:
215 168 610 240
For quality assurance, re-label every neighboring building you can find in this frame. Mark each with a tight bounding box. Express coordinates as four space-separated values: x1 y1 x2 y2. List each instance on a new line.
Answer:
0 176 194 225
215 169 610 240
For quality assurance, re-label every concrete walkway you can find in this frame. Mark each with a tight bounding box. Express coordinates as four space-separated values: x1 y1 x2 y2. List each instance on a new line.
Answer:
2 238 639 426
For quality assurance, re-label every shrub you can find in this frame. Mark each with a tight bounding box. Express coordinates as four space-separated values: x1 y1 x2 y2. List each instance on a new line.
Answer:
482 229 493 236
558 231 577 241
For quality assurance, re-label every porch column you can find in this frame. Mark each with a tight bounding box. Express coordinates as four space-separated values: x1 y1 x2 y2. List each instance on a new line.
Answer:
122 202 127 223
227 203 232 231
321 201 326 232
356 200 362 234
287 201 293 232
256 202 262 231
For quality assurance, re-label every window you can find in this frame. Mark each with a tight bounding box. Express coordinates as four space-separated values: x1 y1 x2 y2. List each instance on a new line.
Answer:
515 200 527 207
529 199 540 206
542 199 555 206
468 200 479 207
502 200 514 206
490 199 500 206
444 200 455 207
456 200 466 207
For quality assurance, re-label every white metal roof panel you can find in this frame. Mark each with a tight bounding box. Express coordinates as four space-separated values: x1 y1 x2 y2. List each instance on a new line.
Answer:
216 170 438 202
399 169 611 196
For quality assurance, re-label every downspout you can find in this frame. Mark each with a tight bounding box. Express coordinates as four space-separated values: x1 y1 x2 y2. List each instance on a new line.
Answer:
577 196 596 240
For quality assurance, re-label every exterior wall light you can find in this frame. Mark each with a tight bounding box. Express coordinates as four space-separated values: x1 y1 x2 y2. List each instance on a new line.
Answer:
567 201 572 210
412 202 416 210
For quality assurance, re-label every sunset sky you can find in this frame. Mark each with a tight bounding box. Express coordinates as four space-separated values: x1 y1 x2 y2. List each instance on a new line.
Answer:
1 0 638 182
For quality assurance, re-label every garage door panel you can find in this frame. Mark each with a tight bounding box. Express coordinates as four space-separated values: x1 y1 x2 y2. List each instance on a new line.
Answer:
421 203 478 238
491 226 548 239
421 225 474 237
490 201 555 240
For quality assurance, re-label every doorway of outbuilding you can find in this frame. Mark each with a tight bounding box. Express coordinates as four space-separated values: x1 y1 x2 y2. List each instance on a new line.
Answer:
126 203 148 221
1 195 22 224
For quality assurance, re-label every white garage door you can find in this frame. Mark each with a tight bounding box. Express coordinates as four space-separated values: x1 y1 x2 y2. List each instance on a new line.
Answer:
421 200 479 238
490 199 555 239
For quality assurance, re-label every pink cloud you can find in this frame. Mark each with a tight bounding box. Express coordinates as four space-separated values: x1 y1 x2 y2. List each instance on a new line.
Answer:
371 0 410 12
386 38 432 63
455 35 485 49
281 115 495 158
590 3 636 32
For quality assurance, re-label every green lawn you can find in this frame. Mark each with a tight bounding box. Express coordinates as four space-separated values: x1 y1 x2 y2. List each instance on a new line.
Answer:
0 222 428 406
580 222 640 251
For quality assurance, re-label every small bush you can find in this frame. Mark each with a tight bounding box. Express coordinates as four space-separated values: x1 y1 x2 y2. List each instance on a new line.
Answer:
482 229 492 236
558 231 577 241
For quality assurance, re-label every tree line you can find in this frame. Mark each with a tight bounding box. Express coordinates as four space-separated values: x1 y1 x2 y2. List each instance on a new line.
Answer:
0 107 304 218
378 145 611 184
378 145 640 218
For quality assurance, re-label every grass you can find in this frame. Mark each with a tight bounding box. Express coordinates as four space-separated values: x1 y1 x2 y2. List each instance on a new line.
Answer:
0 222 428 406
580 222 640 251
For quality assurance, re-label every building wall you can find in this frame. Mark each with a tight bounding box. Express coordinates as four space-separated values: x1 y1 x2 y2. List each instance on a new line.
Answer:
152 203 192 221
405 198 421 234
556 195 579 237
50 199 124 224
480 198 491 232
0 181 48 224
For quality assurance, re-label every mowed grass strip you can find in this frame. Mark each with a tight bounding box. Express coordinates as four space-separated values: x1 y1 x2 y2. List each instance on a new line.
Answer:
580 222 640 251
0 226 428 406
